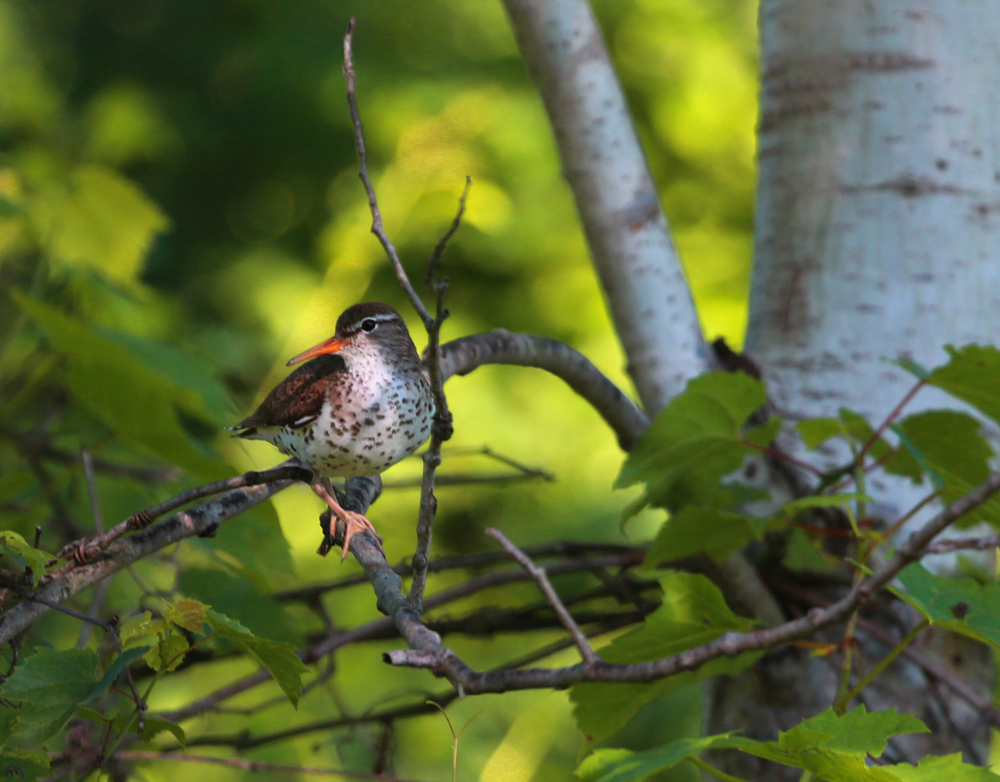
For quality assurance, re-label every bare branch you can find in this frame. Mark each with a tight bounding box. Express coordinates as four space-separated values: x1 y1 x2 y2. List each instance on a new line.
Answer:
55 463 312 567
924 535 1000 554
487 528 601 668
342 18 432 329
383 470 1000 692
436 331 649 449
0 467 299 645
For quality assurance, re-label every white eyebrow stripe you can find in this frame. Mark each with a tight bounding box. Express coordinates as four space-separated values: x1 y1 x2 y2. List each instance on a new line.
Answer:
346 313 397 331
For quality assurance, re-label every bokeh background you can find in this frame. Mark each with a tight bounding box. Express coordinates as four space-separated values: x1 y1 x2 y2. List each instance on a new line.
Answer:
0 0 758 778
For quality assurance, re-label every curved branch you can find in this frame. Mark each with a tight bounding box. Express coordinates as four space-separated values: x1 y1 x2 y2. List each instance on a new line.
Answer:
500 0 709 411
435 330 649 450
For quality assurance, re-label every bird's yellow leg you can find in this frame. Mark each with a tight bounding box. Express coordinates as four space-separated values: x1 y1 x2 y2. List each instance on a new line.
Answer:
311 480 382 562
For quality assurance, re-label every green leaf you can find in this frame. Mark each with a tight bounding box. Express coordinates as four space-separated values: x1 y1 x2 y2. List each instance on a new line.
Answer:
192 503 295 585
617 372 770 512
0 748 51 781
164 598 208 634
644 507 766 564
897 411 999 527
889 754 1000 781
790 706 928 756
575 735 735 782
0 531 51 587
141 716 187 748
29 164 169 284
895 563 1000 649
12 293 228 479
920 345 1000 426
204 610 308 707
838 409 923 483
119 611 167 647
144 631 189 673
571 572 758 744
1 648 99 743
797 418 841 449
84 646 149 702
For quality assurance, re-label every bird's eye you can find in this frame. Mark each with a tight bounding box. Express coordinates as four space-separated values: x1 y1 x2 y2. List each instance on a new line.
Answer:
361 319 377 332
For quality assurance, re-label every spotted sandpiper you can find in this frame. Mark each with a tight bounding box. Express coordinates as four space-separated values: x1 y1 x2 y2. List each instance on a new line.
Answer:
230 302 433 559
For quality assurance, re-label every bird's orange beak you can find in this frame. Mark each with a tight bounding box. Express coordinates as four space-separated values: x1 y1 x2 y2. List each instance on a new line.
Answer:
286 336 349 366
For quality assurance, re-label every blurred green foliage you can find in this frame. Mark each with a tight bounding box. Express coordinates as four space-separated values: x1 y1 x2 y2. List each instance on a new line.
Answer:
0 0 759 778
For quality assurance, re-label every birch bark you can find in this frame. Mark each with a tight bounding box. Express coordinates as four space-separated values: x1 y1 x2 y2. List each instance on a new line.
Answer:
706 2 1000 777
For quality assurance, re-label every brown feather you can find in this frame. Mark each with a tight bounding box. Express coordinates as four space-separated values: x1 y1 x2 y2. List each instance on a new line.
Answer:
231 353 347 434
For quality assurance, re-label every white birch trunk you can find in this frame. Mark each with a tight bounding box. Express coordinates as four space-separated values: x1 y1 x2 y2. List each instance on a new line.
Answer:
706 2 1000 777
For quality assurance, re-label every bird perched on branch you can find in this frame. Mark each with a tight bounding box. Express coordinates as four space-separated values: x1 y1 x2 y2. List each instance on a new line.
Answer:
230 302 433 559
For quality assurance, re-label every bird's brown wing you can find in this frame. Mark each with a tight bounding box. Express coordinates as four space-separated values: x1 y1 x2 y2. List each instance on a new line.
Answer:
229 353 347 436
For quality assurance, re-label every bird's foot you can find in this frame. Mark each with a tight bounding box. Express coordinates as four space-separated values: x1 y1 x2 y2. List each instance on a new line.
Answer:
311 482 383 562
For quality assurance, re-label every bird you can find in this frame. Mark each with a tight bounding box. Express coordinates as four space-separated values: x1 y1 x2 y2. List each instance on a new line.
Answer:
229 302 434 560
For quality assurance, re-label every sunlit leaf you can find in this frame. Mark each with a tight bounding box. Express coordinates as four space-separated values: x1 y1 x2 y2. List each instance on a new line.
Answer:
165 598 208 634
144 631 189 673
917 345 1000 426
29 164 169 284
12 293 228 479
576 736 735 782
0 530 51 587
119 612 167 647
204 610 308 707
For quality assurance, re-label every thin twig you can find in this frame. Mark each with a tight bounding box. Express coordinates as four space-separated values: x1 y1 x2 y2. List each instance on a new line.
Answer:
383 470 1000 692
858 379 925 461
342 17 432 329
408 181 470 609
77 450 110 649
487 528 601 668
842 619 929 706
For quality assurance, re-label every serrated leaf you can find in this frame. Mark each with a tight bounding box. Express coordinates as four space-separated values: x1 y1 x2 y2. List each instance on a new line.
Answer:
165 598 208 634
797 418 842 449
897 410 1000 527
84 646 149 702
144 632 188 672
204 610 308 707
571 572 758 744
791 706 928 756
119 612 167 647
645 507 766 564
29 164 168 284
12 293 228 479
575 735 736 782
141 716 186 748
0 531 51 587
890 753 1000 781
617 372 771 513
895 564 1000 649
921 345 1000 426
0 648 99 743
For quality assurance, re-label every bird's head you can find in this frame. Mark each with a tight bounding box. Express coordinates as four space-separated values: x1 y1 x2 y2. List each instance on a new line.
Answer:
286 302 417 366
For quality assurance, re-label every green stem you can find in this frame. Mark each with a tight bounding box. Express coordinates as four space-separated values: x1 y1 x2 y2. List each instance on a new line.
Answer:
832 610 859 715
843 620 930 705
685 756 751 782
